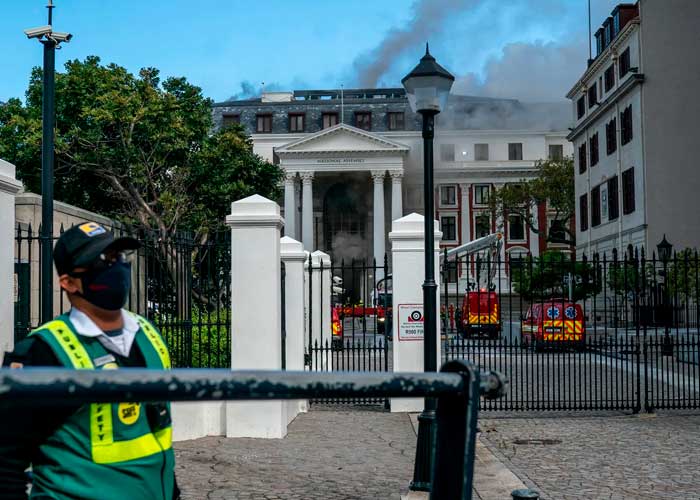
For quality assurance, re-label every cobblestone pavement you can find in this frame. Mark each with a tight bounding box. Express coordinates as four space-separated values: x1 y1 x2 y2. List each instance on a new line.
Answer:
480 412 700 499
175 409 415 500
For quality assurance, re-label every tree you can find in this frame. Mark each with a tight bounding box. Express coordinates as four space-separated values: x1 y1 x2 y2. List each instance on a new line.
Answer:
512 250 601 302
666 249 700 302
489 157 575 245
0 56 281 239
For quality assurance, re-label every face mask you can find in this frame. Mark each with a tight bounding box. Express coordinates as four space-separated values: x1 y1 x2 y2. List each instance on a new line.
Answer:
75 261 132 311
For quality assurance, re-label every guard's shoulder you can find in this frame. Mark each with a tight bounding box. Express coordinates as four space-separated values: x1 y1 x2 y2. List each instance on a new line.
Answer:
3 335 59 367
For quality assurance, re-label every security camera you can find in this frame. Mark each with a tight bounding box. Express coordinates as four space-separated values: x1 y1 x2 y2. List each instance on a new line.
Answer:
50 32 73 43
333 276 343 285
24 25 53 39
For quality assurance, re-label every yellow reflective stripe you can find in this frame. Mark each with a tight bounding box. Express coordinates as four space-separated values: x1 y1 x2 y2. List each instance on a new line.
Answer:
131 313 171 369
34 320 94 369
91 422 172 464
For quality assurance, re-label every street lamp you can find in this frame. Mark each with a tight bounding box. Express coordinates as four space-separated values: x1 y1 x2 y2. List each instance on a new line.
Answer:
657 235 673 355
402 43 454 492
24 0 72 323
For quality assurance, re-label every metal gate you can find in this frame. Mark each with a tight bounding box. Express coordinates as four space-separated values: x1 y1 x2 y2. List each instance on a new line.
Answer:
306 255 390 407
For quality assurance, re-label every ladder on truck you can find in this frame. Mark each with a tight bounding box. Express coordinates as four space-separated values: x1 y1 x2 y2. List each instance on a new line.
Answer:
440 233 503 292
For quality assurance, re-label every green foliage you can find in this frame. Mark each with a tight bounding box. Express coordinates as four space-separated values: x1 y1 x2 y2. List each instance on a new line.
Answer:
0 56 281 237
189 307 231 368
490 157 575 244
511 250 601 301
666 249 700 302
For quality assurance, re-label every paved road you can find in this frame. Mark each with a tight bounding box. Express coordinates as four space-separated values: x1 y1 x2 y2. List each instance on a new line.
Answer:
480 413 700 499
175 410 415 500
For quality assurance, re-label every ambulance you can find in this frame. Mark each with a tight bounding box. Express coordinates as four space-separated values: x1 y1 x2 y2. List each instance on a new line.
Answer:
520 300 585 350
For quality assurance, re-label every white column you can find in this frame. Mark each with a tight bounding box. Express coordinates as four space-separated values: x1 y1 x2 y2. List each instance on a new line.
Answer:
301 171 314 251
459 183 471 244
281 236 309 418
494 183 508 292
283 172 297 238
310 250 332 371
529 202 541 256
389 213 442 413
226 194 286 438
372 170 386 279
390 170 404 223
0 159 22 363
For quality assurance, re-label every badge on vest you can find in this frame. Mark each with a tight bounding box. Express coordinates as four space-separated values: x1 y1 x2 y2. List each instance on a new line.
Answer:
118 402 141 425
94 354 116 368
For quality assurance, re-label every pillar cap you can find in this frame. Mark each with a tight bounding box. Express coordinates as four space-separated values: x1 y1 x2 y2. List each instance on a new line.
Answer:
310 250 331 267
389 213 442 241
0 158 23 195
226 194 284 229
280 236 306 261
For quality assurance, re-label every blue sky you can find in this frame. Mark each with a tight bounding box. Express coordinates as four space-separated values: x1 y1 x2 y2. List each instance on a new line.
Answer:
1 0 621 103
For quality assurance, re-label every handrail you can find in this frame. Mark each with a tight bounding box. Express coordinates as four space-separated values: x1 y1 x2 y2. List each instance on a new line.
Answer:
0 361 508 500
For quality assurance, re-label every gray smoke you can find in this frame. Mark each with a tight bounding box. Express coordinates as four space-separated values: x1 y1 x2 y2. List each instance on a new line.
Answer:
354 0 482 88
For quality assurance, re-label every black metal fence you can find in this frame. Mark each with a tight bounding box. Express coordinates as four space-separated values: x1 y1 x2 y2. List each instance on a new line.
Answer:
440 248 700 412
14 224 231 368
0 363 508 500
306 256 390 406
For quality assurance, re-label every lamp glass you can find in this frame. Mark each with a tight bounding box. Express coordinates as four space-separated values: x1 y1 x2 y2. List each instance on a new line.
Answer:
657 236 673 262
403 74 452 114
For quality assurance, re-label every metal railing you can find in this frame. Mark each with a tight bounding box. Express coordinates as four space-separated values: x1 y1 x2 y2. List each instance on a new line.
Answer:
0 362 507 500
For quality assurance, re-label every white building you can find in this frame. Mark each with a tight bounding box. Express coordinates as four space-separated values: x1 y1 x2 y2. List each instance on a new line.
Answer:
213 89 572 269
567 1 700 257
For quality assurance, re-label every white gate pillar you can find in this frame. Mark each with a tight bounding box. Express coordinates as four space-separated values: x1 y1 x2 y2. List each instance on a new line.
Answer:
280 236 308 418
310 250 332 371
389 213 442 413
226 194 287 438
0 159 22 364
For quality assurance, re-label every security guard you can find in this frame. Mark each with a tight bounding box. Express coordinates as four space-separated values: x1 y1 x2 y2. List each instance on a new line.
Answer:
0 223 179 500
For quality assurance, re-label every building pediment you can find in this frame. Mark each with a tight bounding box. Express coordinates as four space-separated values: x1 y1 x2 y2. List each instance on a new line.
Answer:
275 124 409 156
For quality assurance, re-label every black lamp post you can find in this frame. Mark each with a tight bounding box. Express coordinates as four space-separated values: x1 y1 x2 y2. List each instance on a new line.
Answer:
402 44 454 492
24 1 72 324
657 235 673 355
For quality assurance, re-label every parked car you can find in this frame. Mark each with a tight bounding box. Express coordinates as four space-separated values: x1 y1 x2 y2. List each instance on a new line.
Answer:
458 289 501 339
521 300 585 350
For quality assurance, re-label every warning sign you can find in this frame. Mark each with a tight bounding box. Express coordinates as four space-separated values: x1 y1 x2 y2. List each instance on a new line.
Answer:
398 304 424 341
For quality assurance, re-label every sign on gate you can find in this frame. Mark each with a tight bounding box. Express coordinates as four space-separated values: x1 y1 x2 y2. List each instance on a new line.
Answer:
398 304 424 341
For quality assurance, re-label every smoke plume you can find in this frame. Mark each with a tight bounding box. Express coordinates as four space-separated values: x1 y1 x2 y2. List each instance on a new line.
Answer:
354 0 482 88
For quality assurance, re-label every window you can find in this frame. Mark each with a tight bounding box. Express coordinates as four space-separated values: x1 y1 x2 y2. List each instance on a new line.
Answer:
591 186 601 227
622 167 635 214
387 112 405 130
354 112 371 131
580 194 589 231
588 85 598 108
441 215 458 242
475 214 491 238
549 144 564 161
322 112 339 129
256 114 272 133
440 144 455 162
604 65 615 92
589 133 599 167
578 143 587 173
508 215 526 242
222 114 240 128
474 184 490 205
440 185 457 207
577 96 586 119
474 143 489 161
608 175 619 220
508 143 523 161
549 220 567 243
620 105 633 145
606 117 617 155
619 47 631 78
289 113 305 132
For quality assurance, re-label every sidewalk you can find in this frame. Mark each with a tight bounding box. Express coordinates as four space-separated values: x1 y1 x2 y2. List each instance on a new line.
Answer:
175 408 524 499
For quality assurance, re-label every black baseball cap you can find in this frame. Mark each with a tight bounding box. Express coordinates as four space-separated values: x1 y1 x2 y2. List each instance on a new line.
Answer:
53 222 140 276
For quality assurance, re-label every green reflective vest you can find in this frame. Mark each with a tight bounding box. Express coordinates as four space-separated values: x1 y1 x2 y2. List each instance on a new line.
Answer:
28 312 175 500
